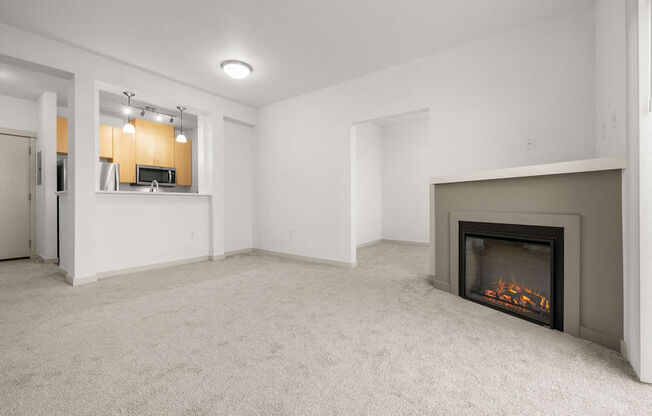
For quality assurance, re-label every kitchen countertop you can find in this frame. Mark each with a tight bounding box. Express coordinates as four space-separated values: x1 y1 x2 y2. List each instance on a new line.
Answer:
95 191 211 198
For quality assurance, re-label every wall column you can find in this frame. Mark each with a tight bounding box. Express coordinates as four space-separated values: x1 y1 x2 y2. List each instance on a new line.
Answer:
208 114 225 260
36 91 58 260
67 72 97 284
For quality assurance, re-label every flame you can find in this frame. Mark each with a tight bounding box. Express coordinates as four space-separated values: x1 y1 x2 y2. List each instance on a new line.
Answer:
482 278 550 316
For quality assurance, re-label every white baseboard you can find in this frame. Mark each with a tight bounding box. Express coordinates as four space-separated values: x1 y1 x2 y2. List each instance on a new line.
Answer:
96 256 209 279
381 239 429 247
65 274 98 286
209 254 226 261
253 248 357 268
356 239 381 249
34 254 58 263
225 248 254 257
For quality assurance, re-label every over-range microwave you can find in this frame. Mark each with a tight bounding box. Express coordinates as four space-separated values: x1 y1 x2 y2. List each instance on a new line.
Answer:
136 164 176 187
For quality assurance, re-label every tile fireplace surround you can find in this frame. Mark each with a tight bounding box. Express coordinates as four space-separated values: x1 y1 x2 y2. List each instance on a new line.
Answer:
429 158 626 350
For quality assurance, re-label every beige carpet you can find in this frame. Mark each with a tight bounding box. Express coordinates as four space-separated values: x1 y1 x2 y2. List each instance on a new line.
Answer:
0 243 650 415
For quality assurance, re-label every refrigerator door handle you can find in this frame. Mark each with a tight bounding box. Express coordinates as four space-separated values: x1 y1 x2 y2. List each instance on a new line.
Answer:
115 164 120 191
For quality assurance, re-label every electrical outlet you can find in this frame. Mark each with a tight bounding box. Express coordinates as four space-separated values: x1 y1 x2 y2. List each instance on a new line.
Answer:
525 138 536 152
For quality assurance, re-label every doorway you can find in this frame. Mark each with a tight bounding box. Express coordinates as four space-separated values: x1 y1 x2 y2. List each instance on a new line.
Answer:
351 109 430 264
0 133 35 260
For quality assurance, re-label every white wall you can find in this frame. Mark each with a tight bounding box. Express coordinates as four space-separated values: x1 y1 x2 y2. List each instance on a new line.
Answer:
94 195 210 273
354 123 382 246
256 8 597 264
595 0 627 157
381 119 429 243
36 91 58 260
0 94 37 132
224 120 254 252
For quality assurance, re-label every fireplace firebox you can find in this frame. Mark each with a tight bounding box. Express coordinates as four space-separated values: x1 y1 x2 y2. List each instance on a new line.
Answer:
459 221 564 329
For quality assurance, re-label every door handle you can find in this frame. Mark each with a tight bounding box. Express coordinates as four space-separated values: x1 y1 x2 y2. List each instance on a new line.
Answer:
168 170 172 184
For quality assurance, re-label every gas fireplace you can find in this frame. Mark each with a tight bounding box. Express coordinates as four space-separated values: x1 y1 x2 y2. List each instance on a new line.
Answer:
459 221 564 329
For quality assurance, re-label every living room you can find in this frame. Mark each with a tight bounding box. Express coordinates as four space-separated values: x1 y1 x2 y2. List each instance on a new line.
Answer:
0 1 650 414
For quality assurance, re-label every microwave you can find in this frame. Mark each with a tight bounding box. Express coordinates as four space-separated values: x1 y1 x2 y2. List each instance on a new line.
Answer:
136 164 176 187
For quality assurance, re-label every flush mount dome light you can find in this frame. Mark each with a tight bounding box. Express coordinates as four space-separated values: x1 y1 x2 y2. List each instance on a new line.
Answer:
221 60 252 79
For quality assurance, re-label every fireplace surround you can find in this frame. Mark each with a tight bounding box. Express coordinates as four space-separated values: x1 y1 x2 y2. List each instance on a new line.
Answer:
430 164 624 350
459 221 564 329
442 210 581 337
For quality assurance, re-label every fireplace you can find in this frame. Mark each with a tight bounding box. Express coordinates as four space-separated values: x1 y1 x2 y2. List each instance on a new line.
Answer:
459 221 564 329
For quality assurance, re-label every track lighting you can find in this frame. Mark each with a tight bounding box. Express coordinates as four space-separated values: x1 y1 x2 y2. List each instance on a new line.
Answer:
176 106 187 143
117 91 189 135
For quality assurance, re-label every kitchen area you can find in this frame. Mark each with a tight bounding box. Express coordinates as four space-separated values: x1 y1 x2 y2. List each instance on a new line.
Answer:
57 90 198 194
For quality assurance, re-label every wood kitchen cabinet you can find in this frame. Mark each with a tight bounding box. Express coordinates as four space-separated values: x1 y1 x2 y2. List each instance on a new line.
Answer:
56 117 68 154
112 126 136 183
99 124 114 159
133 119 175 167
157 135 175 168
174 140 192 186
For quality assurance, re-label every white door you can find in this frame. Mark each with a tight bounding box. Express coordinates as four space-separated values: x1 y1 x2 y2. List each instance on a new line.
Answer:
0 134 30 260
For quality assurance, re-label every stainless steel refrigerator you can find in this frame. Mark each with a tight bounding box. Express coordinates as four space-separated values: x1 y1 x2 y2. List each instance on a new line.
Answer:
99 162 120 191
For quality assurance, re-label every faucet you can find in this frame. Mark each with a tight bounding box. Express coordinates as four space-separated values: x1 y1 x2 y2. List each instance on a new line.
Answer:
149 180 159 192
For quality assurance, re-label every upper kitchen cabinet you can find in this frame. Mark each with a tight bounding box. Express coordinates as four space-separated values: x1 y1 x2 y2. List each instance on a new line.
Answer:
56 117 68 154
133 119 175 167
157 135 175 168
99 124 113 159
174 140 192 186
112 126 136 183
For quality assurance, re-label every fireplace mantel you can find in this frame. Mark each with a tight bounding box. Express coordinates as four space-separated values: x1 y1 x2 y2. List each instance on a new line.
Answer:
430 157 625 185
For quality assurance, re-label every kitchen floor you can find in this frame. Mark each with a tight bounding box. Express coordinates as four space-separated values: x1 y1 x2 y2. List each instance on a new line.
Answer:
0 243 650 415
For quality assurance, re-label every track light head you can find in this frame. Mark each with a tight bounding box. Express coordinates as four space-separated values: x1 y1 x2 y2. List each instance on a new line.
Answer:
140 110 145 117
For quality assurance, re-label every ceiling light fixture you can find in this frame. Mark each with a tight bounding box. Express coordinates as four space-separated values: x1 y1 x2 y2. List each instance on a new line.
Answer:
169 117 174 124
176 106 187 143
221 60 252 79
140 109 145 117
122 92 136 134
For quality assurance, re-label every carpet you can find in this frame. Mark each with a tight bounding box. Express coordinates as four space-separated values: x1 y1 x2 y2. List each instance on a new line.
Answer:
0 243 650 415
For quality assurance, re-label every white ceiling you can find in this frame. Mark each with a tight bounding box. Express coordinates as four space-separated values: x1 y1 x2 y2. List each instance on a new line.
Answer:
0 60 71 106
0 0 592 107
